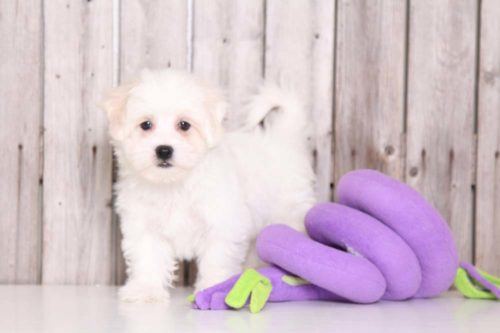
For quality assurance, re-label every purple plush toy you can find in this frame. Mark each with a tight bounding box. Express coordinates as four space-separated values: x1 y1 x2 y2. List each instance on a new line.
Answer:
192 170 459 312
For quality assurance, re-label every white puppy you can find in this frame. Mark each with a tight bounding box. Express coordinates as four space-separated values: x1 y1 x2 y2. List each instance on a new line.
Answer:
103 69 315 302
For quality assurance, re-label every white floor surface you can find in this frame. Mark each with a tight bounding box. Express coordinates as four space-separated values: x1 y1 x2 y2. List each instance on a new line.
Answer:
1 286 499 333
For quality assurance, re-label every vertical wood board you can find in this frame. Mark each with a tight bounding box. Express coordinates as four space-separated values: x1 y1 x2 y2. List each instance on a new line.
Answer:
43 0 115 284
406 0 478 261
475 0 500 275
0 0 43 284
334 0 407 188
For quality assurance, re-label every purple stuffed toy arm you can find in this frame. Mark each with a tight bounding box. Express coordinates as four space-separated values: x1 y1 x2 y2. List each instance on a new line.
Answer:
192 266 342 311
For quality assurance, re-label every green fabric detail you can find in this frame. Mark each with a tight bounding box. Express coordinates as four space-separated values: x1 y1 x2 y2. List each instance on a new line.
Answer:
225 269 272 312
477 268 500 286
282 275 309 286
249 280 273 313
454 268 498 300
186 293 195 303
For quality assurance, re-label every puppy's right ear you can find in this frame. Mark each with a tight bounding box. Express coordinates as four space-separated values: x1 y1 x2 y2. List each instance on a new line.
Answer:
101 82 136 141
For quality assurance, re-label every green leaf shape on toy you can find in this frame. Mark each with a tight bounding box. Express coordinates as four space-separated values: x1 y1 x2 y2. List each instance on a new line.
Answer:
455 263 500 300
249 279 273 313
186 293 195 303
282 275 309 286
224 268 272 312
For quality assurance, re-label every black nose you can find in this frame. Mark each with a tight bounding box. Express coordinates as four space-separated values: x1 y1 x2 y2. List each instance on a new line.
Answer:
155 145 174 160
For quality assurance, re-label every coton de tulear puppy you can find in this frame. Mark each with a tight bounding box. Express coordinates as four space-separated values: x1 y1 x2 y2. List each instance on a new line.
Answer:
103 69 315 302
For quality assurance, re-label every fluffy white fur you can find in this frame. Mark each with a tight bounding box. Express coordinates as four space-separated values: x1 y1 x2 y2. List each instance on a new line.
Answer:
103 69 315 302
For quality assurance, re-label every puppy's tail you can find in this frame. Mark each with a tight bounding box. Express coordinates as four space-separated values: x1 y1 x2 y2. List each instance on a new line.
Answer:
242 83 311 145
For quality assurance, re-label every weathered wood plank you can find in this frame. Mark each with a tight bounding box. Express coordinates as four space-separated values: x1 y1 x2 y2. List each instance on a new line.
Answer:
311 0 335 201
120 0 188 81
265 0 335 201
334 0 407 187
0 0 43 284
119 0 189 285
193 0 265 128
406 0 478 262
476 0 500 275
43 0 115 284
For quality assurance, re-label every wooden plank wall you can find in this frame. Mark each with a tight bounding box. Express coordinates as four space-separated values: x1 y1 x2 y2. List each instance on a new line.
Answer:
476 0 500 276
0 0 43 284
42 0 115 284
406 0 477 263
1 0 499 284
334 0 406 183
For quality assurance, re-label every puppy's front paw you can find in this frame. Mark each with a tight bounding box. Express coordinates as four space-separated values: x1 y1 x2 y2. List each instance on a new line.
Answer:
119 281 170 303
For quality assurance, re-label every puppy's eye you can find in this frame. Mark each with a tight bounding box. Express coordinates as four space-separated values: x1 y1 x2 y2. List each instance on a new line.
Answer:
140 121 153 131
178 120 191 131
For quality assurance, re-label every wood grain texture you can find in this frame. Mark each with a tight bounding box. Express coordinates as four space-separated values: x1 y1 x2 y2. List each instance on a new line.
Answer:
120 0 189 285
265 0 335 201
475 0 500 275
406 0 478 262
120 0 188 81
0 0 43 283
192 0 265 128
311 0 335 201
334 0 407 187
42 0 115 284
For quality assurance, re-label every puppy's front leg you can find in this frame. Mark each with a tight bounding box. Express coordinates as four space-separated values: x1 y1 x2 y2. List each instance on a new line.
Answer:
195 237 249 291
120 231 176 303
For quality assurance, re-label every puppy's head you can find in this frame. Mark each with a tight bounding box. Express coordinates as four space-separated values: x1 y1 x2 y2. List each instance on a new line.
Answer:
103 69 226 183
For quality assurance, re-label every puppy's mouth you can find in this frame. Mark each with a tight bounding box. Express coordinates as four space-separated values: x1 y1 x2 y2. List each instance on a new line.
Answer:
157 161 173 168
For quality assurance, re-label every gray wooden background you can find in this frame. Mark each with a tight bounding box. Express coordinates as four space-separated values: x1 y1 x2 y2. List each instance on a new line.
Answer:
1 0 499 285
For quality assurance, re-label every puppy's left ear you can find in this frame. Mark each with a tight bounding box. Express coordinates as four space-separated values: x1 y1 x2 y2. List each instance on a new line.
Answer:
203 88 227 148
101 82 137 141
